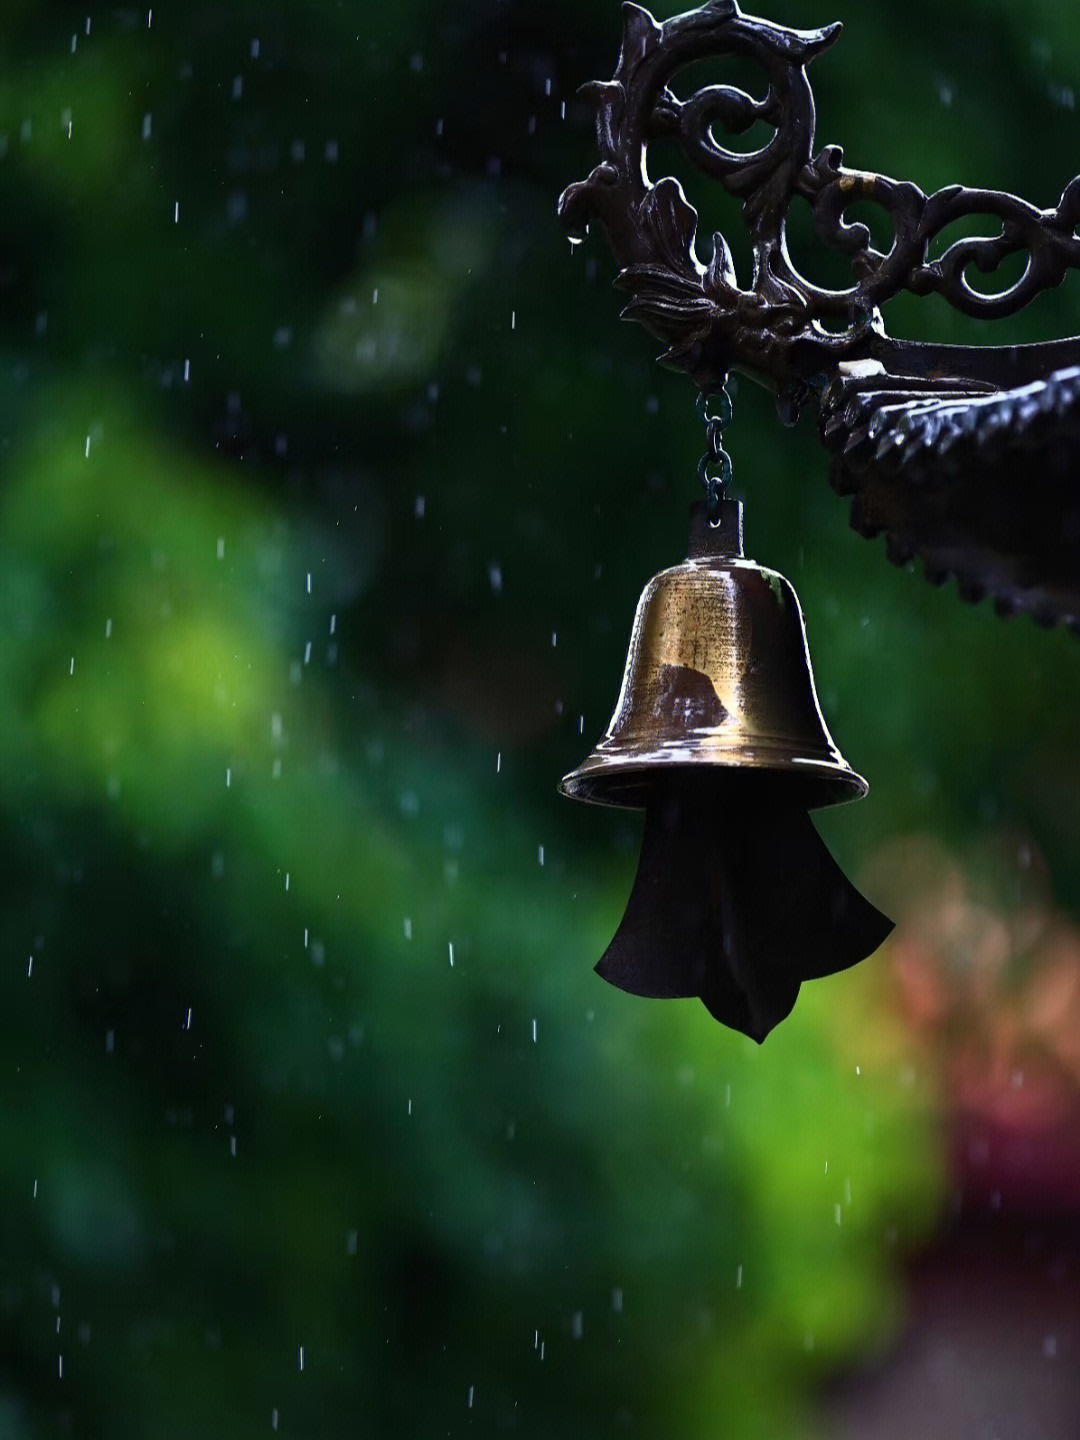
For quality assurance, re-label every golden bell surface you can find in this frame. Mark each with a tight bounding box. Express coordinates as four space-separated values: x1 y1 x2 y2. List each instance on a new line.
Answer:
560 499 866 812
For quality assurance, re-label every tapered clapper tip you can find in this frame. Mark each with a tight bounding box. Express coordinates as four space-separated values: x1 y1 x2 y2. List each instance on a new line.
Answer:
596 776 893 1042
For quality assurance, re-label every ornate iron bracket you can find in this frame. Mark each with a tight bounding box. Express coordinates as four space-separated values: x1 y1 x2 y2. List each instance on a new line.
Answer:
560 0 1080 630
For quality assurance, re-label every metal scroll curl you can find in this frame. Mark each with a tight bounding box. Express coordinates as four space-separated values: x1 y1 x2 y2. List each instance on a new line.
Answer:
559 0 1080 628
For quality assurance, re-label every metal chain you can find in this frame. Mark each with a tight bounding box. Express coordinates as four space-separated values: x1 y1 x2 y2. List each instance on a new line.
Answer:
696 386 733 519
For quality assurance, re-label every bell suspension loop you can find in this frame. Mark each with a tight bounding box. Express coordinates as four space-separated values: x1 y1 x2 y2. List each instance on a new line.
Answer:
696 384 734 522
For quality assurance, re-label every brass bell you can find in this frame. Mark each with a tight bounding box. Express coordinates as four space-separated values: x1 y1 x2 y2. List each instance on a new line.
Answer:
561 498 892 1042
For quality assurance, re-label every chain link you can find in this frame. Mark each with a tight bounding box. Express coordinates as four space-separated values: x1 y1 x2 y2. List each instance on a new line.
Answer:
696 386 733 519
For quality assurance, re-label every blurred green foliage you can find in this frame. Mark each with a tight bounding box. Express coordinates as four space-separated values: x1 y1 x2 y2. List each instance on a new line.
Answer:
4 0 1080 1435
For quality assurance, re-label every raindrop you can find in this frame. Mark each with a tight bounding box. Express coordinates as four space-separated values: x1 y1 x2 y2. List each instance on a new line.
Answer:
173 201 179 223
325 140 338 162
298 1346 304 1371
611 1288 623 1313
468 1386 474 1408
414 495 425 519
232 76 243 99
571 1312 583 1340
184 359 190 382
284 872 290 892
271 1410 278 1431
736 1265 743 1288
251 38 260 58
538 846 545 866
346 1230 358 1255
230 1135 237 1156
511 310 516 330
407 1099 412 1115
226 767 232 787
142 113 152 140
106 1030 114 1053
403 917 412 940
448 941 454 966
488 564 503 594
1044 1335 1058 1359
329 613 337 635
27 956 33 977
69 656 75 676
306 572 312 594
834 1204 842 1225
496 752 502 773
216 537 225 560
531 1018 537 1043
184 1007 192 1030
435 118 444 137
105 618 112 637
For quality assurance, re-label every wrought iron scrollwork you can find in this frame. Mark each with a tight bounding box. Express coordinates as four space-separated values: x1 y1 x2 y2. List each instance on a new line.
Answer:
561 0 1080 631
559 0 1080 397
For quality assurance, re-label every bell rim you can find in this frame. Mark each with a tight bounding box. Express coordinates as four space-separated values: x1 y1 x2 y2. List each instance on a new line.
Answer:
559 748 868 810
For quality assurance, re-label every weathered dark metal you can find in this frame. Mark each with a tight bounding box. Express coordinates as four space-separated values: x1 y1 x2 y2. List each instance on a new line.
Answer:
560 0 1080 627
559 0 1080 400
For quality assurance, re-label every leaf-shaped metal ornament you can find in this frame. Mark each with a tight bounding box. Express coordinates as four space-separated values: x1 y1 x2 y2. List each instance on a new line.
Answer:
559 0 1080 613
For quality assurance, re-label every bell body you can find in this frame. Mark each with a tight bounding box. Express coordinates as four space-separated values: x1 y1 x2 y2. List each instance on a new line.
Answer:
560 500 866 812
560 500 889 1039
